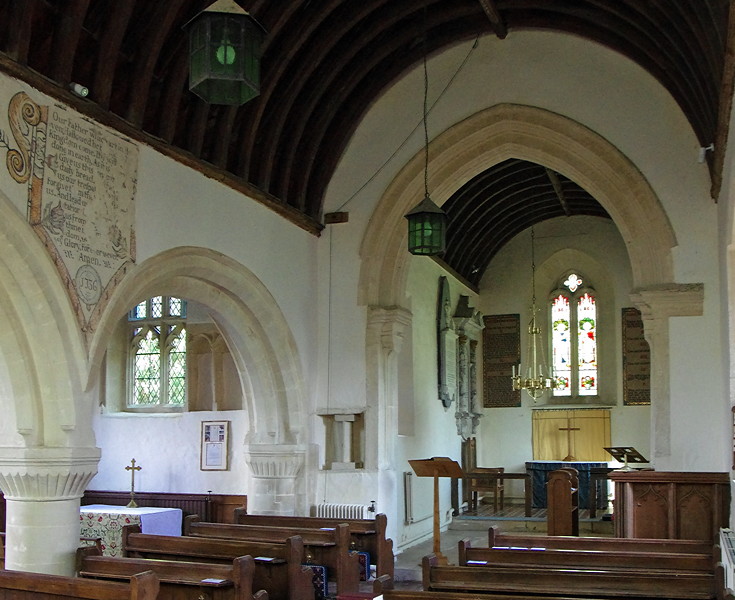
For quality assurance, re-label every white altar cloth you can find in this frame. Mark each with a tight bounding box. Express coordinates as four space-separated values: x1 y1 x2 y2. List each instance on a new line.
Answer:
80 504 182 556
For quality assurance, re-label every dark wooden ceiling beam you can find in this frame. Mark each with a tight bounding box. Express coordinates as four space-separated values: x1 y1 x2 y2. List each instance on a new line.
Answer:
234 0 348 184
257 0 416 202
211 106 239 168
157 52 190 144
476 0 507 38
5 0 37 64
93 0 135 110
710 0 735 200
545 168 572 216
124 0 185 127
186 100 211 157
50 0 90 85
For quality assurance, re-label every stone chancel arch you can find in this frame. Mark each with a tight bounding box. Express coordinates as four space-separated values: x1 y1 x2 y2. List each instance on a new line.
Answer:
359 103 677 309
359 103 694 468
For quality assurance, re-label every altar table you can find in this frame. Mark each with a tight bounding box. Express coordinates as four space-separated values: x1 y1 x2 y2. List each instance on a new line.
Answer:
79 504 182 556
526 461 608 509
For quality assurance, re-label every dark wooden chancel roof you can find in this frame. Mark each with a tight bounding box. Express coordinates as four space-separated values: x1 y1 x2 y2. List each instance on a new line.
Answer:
0 0 731 283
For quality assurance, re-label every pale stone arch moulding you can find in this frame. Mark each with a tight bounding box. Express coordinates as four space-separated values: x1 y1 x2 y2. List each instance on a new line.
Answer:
359 103 677 308
0 191 90 449
87 246 308 446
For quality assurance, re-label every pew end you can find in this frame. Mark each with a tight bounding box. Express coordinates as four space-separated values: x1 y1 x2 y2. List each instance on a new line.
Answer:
457 538 472 566
128 571 159 600
372 574 394 594
75 543 103 574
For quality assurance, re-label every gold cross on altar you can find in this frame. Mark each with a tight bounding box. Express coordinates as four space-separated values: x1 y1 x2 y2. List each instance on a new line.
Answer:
125 458 142 508
559 419 581 462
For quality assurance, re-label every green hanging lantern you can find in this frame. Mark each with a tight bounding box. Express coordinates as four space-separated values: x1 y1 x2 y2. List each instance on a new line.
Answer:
186 0 265 105
405 194 447 256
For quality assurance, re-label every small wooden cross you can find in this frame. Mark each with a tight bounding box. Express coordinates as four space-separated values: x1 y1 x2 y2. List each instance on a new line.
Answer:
125 458 142 508
559 418 581 462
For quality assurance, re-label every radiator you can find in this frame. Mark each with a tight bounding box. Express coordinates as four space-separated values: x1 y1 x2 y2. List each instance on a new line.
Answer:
404 471 414 524
721 528 735 591
315 503 370 519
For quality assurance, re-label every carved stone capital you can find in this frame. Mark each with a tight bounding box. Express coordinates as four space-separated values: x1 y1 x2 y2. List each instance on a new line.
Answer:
630 283 704 319
0 446 100 501
244 444 306 479
367 305 412 354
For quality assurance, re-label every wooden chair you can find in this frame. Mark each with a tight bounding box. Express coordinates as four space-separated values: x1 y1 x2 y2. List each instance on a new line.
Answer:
467 467 505 512
463 438 504 512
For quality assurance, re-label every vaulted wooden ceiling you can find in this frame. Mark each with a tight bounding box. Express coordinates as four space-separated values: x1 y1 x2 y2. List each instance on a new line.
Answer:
0 0 732 285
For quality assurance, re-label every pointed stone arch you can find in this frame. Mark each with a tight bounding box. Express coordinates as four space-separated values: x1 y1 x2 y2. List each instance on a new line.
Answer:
359 103 684 462
359 103 676 308
0 191 89 448
87 246 307 446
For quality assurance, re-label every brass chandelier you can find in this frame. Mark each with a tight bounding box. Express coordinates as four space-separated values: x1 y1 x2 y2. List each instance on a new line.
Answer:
511 227 554 399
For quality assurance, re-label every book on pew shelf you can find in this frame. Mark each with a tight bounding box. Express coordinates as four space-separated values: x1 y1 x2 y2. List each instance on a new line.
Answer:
254 556 274 561
467 560 488 565
201 578 228 584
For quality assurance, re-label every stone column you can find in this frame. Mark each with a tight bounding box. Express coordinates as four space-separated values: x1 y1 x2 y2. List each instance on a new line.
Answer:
0 446 100 575
366 305 411 542
630 283 703 462
244 444 306 515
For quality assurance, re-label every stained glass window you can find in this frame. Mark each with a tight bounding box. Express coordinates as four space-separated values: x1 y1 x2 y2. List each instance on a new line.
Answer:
551 294 571 396
577 292 597 395
128 296 187 409
550 274 598 397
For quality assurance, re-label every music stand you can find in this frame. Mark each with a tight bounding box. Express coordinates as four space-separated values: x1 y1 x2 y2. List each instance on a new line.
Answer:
409 457 464 565
603 446 648 471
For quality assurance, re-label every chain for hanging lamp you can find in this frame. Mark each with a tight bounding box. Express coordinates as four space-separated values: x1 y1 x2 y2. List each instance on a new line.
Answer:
511 227 554 399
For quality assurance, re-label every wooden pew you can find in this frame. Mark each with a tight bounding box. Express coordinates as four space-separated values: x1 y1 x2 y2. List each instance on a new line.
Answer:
233 508 395 579
459 538 714 572
421 553 715 599
77 546 268 600
372 574 622 600
488 526 714 554
0 567 158 600
121 525 313 600
184 516 361 595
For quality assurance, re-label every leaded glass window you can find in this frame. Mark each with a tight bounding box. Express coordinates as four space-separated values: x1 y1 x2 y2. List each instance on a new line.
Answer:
550 274 598 397
128 296 187 409
551 294 571 396
577 292 597 395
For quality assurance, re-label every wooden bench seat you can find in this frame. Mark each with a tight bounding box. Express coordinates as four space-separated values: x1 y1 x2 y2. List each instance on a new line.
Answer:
186 516 361 594
233 509 394 579
459 538 714 572
121 525 312 600
422 554 715 599
0 567 158 600
77 549 267 600
372 572 625 600
488 526 713 554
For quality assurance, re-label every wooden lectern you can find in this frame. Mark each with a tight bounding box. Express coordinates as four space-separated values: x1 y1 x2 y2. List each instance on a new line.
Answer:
603 446 648 471
408 457 464 565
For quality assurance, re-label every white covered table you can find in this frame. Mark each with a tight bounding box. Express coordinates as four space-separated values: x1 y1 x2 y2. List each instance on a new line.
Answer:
79 504 182 556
